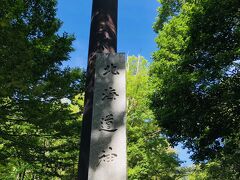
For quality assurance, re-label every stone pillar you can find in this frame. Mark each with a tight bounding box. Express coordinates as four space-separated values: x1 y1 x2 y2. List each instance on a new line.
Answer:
88 53 127 180
78 0 118 179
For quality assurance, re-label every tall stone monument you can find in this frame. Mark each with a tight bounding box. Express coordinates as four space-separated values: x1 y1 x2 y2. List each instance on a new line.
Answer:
78 0 127 179
88 53 126 179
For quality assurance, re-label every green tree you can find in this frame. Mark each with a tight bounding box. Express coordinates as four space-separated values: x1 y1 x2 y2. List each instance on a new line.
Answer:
127 56 183 180
188 162 238 180
151 0 240 178
0 0 85 178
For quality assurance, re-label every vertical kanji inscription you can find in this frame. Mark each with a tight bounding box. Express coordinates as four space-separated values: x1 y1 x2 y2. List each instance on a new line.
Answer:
88 53 126 180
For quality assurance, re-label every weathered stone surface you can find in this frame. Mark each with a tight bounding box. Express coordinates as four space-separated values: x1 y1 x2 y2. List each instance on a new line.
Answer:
88 53 127 180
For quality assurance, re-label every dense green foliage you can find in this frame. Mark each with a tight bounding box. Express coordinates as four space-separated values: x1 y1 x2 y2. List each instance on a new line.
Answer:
188 161 240 180
151 0 240 178
0 0 85 178
0 0 184 178
2 0 240 179
126 56 183 180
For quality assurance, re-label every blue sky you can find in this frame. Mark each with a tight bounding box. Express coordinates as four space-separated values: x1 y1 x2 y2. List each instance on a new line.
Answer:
56 0 192 167
57 0 159 67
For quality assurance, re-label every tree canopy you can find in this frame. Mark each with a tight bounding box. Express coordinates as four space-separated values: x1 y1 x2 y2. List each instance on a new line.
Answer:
126 56 183 180
1 0 240 179
151 0 240 178
0 0 85 178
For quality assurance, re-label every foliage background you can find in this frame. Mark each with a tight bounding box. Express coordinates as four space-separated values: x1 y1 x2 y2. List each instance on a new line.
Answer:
151 0 240 179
